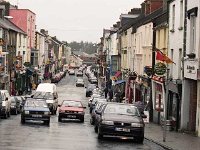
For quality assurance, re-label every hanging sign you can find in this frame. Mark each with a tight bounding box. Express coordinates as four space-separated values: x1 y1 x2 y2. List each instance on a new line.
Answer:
154 62 167 76
129 71 137 80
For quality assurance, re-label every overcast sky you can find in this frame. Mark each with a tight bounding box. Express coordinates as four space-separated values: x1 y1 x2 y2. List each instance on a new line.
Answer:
9 0 143 43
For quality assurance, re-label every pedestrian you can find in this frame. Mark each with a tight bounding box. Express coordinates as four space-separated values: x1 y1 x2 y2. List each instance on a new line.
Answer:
109 89 113 102
104 87 108 99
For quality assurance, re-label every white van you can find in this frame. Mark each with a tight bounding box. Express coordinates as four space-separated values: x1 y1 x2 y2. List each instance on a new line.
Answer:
34 83 58 114
0 90 11 118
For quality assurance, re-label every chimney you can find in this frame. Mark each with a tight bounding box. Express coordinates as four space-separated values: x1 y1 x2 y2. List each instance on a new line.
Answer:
129 8 141 15
145 0 163 15
40 29 48 35
141 2 146 15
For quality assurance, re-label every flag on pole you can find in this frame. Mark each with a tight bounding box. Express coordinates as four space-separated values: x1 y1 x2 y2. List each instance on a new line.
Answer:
156 50 175 64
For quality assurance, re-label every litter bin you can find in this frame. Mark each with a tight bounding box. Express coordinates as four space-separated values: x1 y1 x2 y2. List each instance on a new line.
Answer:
166 120 172 131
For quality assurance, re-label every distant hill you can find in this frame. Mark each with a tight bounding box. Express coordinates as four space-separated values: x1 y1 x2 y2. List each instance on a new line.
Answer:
69 41 97 54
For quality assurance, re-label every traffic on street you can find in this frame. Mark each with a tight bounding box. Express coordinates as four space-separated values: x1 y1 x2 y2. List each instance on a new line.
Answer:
0 68 165 150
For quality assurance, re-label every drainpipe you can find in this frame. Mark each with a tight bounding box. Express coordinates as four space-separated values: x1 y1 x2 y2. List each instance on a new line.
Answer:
149 22 156 122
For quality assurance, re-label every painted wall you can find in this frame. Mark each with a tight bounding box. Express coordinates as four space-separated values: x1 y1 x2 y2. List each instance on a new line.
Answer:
121 31 128 71
16 33 27 63
168 0 184 80
10 9 36 63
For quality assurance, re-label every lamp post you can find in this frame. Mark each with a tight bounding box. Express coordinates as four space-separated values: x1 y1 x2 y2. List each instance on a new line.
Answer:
163 68 170 142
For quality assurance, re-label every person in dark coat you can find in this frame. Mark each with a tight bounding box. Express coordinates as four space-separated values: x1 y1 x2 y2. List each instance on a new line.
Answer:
104 87 108 99
109 89 113 101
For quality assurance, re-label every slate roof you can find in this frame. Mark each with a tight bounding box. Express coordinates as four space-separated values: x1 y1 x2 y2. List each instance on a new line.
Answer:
119 8 165 33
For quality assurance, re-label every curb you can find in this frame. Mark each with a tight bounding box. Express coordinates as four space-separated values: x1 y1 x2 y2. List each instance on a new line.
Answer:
145 137 174 150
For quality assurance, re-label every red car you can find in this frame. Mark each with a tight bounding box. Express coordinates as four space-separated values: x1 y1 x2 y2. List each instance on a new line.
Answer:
58 100 86 122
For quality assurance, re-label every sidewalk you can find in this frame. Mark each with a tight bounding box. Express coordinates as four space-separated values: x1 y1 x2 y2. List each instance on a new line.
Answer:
145 123 200 150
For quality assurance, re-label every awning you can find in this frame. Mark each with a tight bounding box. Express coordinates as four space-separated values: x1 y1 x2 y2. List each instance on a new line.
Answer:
114 71 121 78
114 80 126 85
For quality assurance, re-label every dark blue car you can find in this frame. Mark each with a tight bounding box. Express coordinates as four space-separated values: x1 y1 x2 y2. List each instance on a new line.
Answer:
21 98 50 125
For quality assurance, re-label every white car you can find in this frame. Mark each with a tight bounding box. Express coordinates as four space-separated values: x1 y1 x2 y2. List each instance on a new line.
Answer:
34 83 58 115
69 69 75 75
76 78 84 87
0 90 11 118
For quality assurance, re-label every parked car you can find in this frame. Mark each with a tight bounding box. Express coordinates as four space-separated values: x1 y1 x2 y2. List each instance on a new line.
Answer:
10 96 21 115
0 90 11 119
89 97 107 113
90 100 107 125
94 102 146 143
15 96 26 111
76 71 83 77
21 98 51 125
76 78 84 87
88 94 101 107
58 100 86 122
69 69 75 75
35 83 58 115
85 84 97 97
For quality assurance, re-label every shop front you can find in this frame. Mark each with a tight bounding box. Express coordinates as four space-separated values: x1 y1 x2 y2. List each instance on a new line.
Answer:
152 76 165 124
168 80 182 131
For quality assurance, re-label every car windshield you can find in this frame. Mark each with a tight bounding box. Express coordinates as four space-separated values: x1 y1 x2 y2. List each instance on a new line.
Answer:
33 92 54 99
62 100 82 107
25 100 48 108
104 104 139 116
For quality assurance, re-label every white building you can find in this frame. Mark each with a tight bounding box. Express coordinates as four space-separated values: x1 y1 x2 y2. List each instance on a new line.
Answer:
168 0 185 131
183 0 200 135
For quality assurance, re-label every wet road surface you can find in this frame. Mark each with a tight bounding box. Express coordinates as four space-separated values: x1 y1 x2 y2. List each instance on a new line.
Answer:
0 73 165 150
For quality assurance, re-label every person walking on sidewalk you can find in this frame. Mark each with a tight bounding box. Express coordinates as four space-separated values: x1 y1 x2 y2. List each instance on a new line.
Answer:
108 89 113 102
104 87 108 99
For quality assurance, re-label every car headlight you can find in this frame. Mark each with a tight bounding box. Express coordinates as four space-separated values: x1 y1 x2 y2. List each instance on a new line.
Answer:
102 120 114 125
131 123 144 127
44 111 50 115
25 111 29 114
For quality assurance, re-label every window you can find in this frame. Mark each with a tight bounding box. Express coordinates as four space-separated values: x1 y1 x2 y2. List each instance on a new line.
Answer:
31 52 38 66
179 0 183 29
171 5 175 31
170 49 174 77
190 15 196 53
178 48 182 79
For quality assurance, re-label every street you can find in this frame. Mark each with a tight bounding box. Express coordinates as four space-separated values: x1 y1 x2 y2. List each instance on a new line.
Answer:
0 74 165 150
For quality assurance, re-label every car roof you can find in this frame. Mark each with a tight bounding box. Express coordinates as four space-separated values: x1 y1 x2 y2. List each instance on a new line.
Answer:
62 100 82 102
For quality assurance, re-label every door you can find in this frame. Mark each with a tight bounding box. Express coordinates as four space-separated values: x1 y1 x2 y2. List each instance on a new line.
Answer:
189 80 197 131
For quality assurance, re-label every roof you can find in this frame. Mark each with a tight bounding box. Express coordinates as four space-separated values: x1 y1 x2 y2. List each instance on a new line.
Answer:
0 18 26 35
120 8 164 33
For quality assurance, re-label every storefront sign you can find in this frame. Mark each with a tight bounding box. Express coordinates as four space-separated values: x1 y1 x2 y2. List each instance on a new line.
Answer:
184 60 198 80
154 62 166 76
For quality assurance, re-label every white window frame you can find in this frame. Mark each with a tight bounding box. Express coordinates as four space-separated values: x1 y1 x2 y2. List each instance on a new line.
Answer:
190 14 196 53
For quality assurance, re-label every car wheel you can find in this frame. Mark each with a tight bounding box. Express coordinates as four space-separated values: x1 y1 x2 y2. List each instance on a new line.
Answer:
44 119 50 126
54 109 57 115
4 112 8 119
134 136 144 144
94 125 98 133
7 110 11 117
58 116 62 122
98 127 103 139
21 117 25 124
80 117 84 123
90 118 94 125
15 109 18 115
